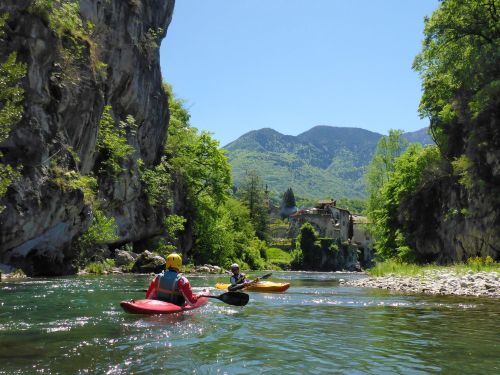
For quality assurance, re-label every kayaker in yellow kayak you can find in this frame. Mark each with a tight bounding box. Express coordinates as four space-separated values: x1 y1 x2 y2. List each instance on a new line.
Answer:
228 263 256 291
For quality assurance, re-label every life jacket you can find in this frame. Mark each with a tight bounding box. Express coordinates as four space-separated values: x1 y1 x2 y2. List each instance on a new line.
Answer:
156 270 185 306
230 272 247 285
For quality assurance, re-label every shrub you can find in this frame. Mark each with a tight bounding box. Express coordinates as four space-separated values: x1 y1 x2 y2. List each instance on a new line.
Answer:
50 166 97 205
96 106 134 175
75 208 119 266
30 0 105 77
140 159 173 207
451 155 473 190
85 259 116 274
290 248 303 270
0 29 27 212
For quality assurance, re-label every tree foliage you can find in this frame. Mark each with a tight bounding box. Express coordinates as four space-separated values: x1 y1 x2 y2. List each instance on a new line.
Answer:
0 14 26 212
298 222 322 269
164 83 231 205
95 105 134 176
282 187 296 208
156 214 187 256
280 187 297 218
161 84 267 268
413 0 500 154
75 208 119 265
370 144 442 261
366 129 408 221
190 196 265 269
237 170 269 240
0 52 26 143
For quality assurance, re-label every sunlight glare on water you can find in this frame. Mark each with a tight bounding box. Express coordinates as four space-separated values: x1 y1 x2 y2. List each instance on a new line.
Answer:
0 272 499 374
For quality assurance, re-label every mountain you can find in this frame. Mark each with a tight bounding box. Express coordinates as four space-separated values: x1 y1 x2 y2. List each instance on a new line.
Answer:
402 127 433 144
223 126 433 200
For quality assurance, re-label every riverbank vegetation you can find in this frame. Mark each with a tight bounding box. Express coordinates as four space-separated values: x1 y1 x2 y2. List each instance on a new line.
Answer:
2 1 497 279
364 0 499 268
139 84 270 270
368 257 499 277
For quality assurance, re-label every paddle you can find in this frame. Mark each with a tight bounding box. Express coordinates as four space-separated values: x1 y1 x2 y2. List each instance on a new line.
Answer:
228 272 273 291
202 291 249 306
124 289 249 307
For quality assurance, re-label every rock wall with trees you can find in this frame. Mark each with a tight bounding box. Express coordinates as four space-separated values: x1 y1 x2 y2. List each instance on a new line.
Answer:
367 0 499 263
0 0 175 275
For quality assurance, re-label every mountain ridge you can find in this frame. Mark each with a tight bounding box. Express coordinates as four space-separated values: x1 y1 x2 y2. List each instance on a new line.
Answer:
223 126 433 200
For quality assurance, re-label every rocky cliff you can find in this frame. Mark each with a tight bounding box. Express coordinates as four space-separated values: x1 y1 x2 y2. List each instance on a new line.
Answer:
401 102 500 263
0 0 175 275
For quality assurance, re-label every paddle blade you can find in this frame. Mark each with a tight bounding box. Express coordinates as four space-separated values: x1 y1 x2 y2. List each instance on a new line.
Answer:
215 292 249 306
260 272 272 280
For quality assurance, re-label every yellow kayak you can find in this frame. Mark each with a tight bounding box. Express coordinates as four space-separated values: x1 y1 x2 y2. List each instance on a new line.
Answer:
215 281 290 293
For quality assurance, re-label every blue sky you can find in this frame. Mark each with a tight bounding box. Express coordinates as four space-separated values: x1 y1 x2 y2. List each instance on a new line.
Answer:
160 1 439 147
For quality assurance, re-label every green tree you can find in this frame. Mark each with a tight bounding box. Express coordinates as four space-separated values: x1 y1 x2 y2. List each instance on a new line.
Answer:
413 0 500 155
366 129 408 224
280 187 297 218
164 84 231 205
161 84 267 267
191 196 265 269
0 52 25 143
95 105 134 176
297 222 322 270
75 208 119 265
283 187 296 207
237 170 269 240
371 144 442 261
156 214 187 256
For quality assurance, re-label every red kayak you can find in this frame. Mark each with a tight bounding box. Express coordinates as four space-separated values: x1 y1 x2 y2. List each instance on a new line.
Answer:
120 290 209 314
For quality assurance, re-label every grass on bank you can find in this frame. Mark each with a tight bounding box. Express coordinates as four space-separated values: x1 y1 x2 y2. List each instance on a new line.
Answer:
265 247 293 270
84 259 116 274
367 256 499 277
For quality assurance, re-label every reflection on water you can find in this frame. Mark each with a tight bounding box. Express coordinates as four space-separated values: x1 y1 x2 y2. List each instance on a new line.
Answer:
0 272 499 374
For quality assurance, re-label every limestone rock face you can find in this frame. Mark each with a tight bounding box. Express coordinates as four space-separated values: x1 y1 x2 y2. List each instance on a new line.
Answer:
400 100 500 263
0 0 176 275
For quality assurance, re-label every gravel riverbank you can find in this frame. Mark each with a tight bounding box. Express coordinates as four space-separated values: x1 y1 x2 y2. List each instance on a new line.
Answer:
341 270 500 298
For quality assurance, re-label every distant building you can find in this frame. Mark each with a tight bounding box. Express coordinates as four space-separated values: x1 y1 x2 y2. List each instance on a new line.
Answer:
286 199 374 269
289 199 350 241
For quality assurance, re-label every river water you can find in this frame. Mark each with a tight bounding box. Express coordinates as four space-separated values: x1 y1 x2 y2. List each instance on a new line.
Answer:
1 271 499 374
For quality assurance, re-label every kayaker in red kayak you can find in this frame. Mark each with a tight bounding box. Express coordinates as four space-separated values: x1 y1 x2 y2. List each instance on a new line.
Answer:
145 253 199 306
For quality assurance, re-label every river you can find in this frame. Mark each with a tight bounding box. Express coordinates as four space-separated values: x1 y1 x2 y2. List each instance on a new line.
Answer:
1 272 499 374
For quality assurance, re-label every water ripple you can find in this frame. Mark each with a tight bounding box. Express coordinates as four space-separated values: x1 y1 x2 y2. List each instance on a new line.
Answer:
1 273 499 374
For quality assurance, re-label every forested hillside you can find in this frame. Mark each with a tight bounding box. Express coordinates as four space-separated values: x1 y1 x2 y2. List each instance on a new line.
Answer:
224 126 432 200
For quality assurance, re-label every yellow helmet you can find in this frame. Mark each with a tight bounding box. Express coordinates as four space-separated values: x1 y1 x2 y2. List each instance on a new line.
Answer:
166 253 182 271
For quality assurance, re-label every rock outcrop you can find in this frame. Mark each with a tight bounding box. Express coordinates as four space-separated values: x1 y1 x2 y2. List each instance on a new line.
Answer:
0 0 176 275
398 86 500 264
